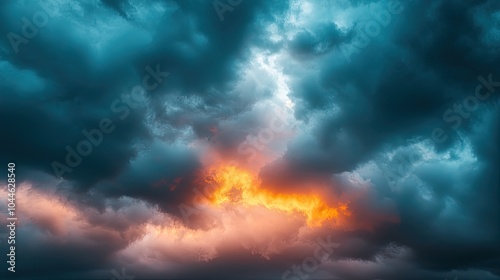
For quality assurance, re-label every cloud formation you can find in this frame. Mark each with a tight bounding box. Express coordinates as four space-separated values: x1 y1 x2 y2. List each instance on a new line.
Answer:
0 0 499 279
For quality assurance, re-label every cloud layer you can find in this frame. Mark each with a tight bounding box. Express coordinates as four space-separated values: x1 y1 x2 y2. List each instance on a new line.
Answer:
0 0 499 279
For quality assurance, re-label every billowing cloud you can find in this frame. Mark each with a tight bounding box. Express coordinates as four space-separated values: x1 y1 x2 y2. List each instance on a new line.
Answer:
0 0 499 279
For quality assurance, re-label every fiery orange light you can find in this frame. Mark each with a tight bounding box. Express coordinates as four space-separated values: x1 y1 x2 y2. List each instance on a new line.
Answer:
202 165 350 227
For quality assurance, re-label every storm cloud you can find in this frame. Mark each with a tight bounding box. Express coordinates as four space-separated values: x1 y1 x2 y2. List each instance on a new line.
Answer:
0 0 499 279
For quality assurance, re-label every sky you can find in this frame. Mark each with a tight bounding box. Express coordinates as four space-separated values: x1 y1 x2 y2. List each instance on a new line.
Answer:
0 0 499 279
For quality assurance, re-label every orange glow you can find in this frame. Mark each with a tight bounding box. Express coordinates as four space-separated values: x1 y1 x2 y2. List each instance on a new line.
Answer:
202 165 350 227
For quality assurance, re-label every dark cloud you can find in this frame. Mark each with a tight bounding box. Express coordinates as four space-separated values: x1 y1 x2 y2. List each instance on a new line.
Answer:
288 22 351 58
0 0 499 279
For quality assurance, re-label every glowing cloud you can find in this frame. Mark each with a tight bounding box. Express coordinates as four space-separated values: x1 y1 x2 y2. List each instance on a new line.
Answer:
201 165 350 227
